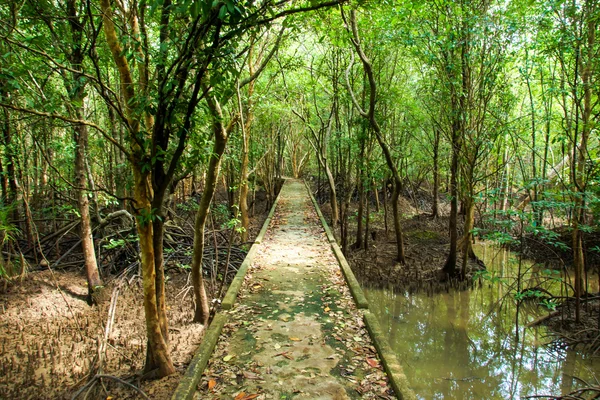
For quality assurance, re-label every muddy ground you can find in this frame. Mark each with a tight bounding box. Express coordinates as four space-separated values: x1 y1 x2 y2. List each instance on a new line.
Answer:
316 191 481 292
0 191 271 400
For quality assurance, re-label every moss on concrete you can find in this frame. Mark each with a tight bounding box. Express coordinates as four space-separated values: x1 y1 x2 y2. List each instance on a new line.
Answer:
363 311 417 400
171 313 227 400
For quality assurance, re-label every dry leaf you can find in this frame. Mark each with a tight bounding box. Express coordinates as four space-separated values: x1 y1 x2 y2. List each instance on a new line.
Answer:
234 392 246 400
274 351 294 360
208 379 217 390
290 337 301 341
243 371 261 380
324 307 331 312
223 355 234 362
366 358 379 368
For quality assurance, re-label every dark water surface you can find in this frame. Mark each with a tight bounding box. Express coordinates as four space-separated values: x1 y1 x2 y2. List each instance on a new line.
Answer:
361 243 600 399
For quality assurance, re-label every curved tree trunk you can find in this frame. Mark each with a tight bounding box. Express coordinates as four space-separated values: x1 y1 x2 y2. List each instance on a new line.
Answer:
100 0 175 376
191 98 230 324
343 9 405 263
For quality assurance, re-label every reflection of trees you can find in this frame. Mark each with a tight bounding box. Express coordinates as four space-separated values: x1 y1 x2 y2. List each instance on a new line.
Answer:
561 350 575 395
363 247 600 399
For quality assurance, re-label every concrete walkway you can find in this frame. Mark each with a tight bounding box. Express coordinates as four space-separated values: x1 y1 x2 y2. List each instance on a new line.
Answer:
196 180 395 399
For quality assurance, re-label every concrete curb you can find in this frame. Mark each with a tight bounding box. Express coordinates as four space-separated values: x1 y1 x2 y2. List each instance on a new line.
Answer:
304 181 369 309
364 311 417 400
222 186 284 310
305 180 415 400
171 313 227 400
330 243 369 309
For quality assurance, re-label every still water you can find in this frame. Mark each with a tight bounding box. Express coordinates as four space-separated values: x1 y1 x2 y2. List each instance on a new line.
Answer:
361 243 600 399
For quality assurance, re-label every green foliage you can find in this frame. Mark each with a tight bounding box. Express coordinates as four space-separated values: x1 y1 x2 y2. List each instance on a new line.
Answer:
136 208 162 227
102 235 138 250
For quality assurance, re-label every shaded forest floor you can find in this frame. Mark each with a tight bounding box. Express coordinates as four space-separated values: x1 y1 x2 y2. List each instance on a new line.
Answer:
317 190 482 292
0 191 272 399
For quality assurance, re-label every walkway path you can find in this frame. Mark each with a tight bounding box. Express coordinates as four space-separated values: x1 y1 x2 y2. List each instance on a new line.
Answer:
195 180 396 399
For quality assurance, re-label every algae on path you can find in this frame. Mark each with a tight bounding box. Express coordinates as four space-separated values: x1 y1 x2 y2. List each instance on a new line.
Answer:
197 180 394 399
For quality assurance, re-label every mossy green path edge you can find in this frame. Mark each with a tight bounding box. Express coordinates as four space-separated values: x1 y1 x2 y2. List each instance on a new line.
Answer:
304 181 368 309
171 183 284 400
305 181 417 400
222 186 284 309
171 313 227 400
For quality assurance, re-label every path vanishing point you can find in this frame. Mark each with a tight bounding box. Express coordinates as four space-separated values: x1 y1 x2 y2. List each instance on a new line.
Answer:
172 179 415 400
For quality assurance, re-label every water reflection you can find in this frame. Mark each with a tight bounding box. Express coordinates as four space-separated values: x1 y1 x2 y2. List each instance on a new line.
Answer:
362 243 600 399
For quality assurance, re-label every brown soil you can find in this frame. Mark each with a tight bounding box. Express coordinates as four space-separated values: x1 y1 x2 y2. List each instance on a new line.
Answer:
0 195 270 399
511 228 600 271
0 270 200 399
542 296 600 354
318 196 482 292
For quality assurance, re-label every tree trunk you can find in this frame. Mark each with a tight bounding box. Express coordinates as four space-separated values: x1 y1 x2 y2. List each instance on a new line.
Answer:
133 167 175 377
191 98 229 324
74 121 102 302
354 168 364 250
99 0 175 376
443 127 460 277
432 128 440 218
460 196 475 278
344 10 405 263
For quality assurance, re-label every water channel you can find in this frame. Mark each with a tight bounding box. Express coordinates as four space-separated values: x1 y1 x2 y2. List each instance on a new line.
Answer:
361 243 600 399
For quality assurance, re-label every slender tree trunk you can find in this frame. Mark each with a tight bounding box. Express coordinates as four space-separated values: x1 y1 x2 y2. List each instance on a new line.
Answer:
99 0 175 376
443 125 460 277
373 180 380 213
191 99 229 324
383 178 389 234
364 186 370 249
354 162 364 249
432 128 440 218
344 10 405 263
238 67 256 242
460 195 475 278
572 12 595 322
74 122 102 301
2 108 20 223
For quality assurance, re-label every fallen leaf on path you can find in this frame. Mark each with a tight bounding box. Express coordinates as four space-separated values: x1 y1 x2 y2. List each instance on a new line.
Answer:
223 355 234 362
243 371 262 380
208 379 216 390
274 351 294 360
234 392 246 400
366 358 379 368
290 337 301 341
324 307 331 312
